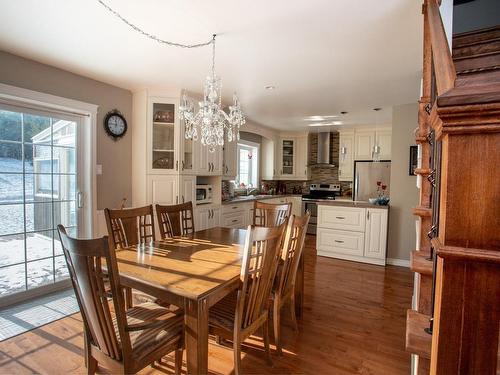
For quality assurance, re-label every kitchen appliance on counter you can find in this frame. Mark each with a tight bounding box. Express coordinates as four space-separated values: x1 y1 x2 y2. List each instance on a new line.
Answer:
302 184 341 234
196 184 213 204
353 161 391 202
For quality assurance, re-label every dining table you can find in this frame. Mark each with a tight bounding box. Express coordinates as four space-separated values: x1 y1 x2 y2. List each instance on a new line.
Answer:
113 226 304 375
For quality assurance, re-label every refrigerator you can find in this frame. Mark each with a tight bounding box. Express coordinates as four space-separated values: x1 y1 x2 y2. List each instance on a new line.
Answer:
353 160 391 201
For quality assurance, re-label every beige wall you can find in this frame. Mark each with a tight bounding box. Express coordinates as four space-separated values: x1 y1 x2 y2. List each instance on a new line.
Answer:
0 51 132 210
388 103 419 261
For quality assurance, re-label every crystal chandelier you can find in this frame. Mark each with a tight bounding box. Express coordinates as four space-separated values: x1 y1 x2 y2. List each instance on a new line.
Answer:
180 35 245 152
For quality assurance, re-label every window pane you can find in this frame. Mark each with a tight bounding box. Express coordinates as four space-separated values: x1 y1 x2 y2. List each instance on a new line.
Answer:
23 114 51 145
54 255 69 281
55 201 77 228
54 230 63 256
0 174 23 204
53 147 75 174
25 202 53 232
0 204 24 235
53 120 76 147
26 231 53 261
24 144 52 173
0 263 26 296
0 142 22 173
54 174 76 201
0 110 22 142
0 234 25 267
27 258 54 289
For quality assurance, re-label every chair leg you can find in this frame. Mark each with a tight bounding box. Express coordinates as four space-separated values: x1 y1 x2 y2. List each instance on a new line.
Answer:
272 297 282 356
233 341 242 375
290 294 299 332
174 348 183 375
124 287 133 309
263 320 273 366
87 356 98 375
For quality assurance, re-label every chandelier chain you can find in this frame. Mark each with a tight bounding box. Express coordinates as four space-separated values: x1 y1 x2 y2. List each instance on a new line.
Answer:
97 0 214 49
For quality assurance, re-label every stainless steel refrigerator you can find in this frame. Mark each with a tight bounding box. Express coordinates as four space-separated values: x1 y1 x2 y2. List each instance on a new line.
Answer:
353 160 391 201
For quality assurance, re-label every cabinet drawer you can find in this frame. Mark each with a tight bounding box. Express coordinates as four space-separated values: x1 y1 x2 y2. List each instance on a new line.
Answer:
317 205 366 232
222 203 251 215
222 215 246 229
316 228 364 257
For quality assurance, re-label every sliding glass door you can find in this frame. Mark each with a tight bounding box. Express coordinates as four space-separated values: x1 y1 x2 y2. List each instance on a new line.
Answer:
0 104 84 300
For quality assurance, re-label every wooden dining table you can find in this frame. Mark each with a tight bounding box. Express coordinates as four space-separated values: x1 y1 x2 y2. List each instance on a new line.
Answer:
114 226 304 374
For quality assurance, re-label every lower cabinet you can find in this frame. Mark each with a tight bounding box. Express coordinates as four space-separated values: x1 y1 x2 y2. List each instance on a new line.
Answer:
316 204 388 265
195 205 220 231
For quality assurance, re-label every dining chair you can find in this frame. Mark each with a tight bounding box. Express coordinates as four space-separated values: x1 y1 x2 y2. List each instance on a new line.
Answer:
104 205 156 308
253 201 292 227
156 202 195 239
57 225 184 375
270 212 310 355
208 223 287 375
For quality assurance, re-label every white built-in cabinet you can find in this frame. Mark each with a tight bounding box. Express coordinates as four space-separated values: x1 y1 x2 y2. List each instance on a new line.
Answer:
195 205 221 231
354 130 375 160
268 136 309 181
316 204 388 266
222 131 237 179
338 131 354 182
375 129 392 160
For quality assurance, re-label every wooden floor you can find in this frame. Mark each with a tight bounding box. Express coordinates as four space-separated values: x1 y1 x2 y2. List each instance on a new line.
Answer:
0 235 413 375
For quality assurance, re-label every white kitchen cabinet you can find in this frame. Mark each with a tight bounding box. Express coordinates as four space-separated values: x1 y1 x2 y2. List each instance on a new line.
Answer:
195 204 220 231
316 204 388 266
279 138 296 177
180 119 195 174
208 145 223 175
354 130 375 160
147 175 178 205
179 176 195 204
295 136 310 180
261 137 278 180
375 129 392 160
223 133 237 179
339 131 354 181
221 202 252 228
286 196 303 217
364 208 388 260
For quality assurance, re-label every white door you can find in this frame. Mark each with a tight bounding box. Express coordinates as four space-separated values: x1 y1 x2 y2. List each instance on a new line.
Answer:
375 130 392 160
280 138 295 176
339 132 354 181
209 206 221 228
148 175 178 205
364 208 388 260
0 104 89 302
354 131 375 160
195 141 209 175
223 138 237 178
295 137 308 180
195 208 209 231
179 176 195 204
208 146 222 175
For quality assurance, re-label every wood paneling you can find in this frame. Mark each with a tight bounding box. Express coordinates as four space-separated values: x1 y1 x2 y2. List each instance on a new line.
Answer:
0 236 414 375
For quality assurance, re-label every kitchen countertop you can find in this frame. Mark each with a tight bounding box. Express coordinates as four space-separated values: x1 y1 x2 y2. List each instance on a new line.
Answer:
222 194 302 205
317 199 390 209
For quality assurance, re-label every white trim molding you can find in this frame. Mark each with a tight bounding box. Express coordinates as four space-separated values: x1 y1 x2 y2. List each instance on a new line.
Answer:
387 258 410 267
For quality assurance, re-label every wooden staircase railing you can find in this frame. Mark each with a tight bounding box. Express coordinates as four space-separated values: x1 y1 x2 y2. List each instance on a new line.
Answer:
408 1 500 374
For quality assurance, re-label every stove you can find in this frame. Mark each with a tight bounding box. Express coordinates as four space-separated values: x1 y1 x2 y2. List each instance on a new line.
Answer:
302 184 342 234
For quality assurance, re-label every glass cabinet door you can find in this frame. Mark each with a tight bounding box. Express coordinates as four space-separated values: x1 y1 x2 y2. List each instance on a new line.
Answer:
181 118 194 172
281 139 294 175
152 102 176 171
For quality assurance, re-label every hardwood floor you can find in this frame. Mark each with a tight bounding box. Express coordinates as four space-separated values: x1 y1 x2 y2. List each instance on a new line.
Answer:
0 235 413 375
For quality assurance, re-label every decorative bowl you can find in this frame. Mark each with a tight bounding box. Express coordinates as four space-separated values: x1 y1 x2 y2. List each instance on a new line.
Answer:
369 198 378 204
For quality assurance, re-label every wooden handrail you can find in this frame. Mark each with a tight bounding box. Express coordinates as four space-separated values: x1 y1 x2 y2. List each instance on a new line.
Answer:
425 0 456 96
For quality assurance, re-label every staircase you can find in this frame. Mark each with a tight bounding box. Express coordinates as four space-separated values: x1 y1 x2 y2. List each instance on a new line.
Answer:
406 2 500 374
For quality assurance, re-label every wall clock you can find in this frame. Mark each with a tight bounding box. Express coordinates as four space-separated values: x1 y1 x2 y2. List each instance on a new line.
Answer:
104 109 127 140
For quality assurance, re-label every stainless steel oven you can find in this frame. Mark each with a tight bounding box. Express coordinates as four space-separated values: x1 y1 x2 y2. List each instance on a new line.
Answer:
302 200 318 234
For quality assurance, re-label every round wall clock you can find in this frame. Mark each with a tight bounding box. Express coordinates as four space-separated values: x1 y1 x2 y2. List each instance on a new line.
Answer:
104 109 127 140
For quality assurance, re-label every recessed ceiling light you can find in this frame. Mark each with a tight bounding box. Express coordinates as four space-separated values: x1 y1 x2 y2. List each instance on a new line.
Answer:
304 115 339 121
340 111 348 115
265 85 276 90
308 121 343 127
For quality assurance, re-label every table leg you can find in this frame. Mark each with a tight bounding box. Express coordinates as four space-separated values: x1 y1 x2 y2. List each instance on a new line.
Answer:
184 297 209 375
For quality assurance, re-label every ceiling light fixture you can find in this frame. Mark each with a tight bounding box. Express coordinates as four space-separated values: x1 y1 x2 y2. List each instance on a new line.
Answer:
97 0 245 153
308 121 343 127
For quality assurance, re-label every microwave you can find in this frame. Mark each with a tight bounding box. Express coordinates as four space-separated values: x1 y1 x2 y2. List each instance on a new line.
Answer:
196 185 213 204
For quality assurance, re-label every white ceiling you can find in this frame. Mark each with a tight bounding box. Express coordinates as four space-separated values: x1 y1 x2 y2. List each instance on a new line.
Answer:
0 0 422 130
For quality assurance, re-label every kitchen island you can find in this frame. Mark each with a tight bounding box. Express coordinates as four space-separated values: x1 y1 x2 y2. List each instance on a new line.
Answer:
316 201 389 265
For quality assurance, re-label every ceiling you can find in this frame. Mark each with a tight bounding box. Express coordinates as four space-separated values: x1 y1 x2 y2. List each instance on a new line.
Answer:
0 0 422 130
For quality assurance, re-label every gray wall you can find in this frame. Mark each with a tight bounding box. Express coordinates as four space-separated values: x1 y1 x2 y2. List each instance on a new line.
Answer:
0 51 132 210
239 131 262 144
388 103 419 261
453 0 500 34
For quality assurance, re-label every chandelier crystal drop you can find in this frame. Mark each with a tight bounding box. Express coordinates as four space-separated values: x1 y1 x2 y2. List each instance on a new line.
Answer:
180 35 245 152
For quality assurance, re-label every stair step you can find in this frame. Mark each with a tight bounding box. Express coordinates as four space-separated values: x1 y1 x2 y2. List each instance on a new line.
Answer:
454 52 500 75
406 309 432 359
437 81 500 107
453 39 500 60
453 25 500 49
413 206 432 218
410 250 433 276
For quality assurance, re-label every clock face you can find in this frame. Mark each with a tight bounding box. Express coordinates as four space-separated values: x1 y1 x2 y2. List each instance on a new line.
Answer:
105 112 127 139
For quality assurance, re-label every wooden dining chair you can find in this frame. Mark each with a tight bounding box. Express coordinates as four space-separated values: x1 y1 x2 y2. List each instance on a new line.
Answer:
156 202 195 239
253 201 292 227
270 212 310 355
104 205 156 308
57 225 184 375
208 223 287 375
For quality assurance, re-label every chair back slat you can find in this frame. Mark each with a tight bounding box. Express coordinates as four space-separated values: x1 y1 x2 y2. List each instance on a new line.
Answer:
253 201 292 227
278 212 310 297
57 225 130 361
105 205 155 248
236 224 287 330
156 202 195 238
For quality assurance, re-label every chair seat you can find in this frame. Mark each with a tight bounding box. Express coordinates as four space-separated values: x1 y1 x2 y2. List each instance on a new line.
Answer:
113 302 183 360
209 291 238 332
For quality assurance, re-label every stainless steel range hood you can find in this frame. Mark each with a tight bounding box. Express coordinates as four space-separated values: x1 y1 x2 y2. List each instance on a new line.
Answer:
311 132 335 167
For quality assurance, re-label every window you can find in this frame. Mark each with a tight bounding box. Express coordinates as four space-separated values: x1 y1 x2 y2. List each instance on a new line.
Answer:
236 141 259 188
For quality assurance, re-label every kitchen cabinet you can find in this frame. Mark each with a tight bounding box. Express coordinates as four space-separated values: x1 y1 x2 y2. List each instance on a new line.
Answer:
316 204 388 265
221 202 252 229
223 132 237 179
338 131 354 181
295 136 310 180
279 138 296 177
354 130 375 160
375 129 392 160
147 175 178 205
208 145 223 175
179 176 195 204
195 204 221 231
261 137 278 180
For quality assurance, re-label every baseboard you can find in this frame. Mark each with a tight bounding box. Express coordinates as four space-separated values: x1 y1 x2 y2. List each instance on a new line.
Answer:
387 258 410 267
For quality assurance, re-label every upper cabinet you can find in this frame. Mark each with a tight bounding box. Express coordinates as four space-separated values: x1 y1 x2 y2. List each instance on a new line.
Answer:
354 130 375 160
339 131 354 181
149 98 180 174
295 136 310 180
273 136 310 181
280 138 296 177
222 131 237 180
375 129 392 160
